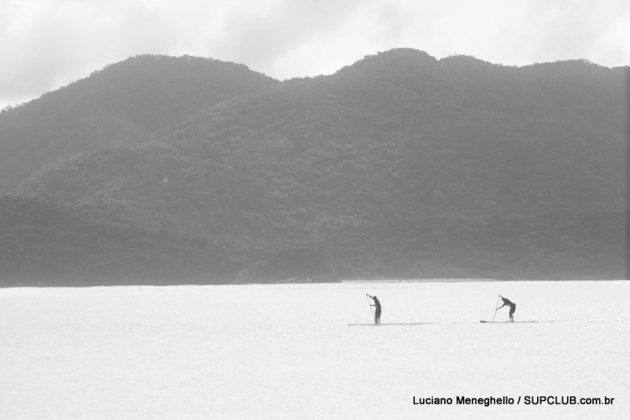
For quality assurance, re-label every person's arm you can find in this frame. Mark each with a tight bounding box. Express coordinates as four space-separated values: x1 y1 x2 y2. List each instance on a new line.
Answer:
496 303 505 310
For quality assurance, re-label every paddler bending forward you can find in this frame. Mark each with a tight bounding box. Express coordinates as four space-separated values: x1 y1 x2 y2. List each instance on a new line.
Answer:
497 295 516 322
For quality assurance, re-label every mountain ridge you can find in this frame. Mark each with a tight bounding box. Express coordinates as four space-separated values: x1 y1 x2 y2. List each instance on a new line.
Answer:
0 54 278 193
3 48 628 284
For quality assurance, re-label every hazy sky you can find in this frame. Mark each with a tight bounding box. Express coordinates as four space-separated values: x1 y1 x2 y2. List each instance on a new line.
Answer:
1 0 629 108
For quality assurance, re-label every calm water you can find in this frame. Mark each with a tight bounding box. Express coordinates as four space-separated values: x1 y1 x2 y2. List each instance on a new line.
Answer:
1 280 628 419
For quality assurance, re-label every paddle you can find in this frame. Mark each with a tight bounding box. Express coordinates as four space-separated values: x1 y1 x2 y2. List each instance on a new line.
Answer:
493 295 500 321
365 293 375 319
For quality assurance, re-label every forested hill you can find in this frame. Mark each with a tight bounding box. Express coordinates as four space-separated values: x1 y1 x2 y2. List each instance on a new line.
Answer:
6 49 629 284
0 55 277 193
0 196 232 286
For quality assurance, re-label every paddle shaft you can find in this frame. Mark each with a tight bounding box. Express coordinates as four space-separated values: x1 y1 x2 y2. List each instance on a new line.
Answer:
366 294 375 317
493 296 500 321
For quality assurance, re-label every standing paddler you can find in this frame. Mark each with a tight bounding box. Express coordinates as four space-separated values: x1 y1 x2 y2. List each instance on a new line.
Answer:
366 294 381 324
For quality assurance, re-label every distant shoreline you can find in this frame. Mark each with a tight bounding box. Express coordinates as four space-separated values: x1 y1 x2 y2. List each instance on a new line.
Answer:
1 277 627 289
342 278 628 284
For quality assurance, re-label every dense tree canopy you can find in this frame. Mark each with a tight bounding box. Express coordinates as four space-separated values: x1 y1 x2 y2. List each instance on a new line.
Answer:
0 196 232 286
0 55 276 193
3 49 628 284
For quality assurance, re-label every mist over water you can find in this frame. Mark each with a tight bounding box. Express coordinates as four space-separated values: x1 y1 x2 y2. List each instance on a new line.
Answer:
1 280 628 419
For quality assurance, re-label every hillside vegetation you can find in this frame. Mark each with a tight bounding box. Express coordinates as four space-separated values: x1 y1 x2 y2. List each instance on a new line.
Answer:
0 55 277 193
4 49 628 284
0 196 232 286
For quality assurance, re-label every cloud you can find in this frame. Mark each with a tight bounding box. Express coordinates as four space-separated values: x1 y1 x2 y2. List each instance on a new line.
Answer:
0 0 175 106
206 0 369 77
1 0 629 109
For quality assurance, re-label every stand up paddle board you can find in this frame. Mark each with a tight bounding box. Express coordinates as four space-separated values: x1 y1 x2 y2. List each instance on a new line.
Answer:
348 322 437 326
479 320 556 323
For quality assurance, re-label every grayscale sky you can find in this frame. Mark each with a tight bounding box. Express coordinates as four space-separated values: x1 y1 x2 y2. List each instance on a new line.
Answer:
1 0 628 109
